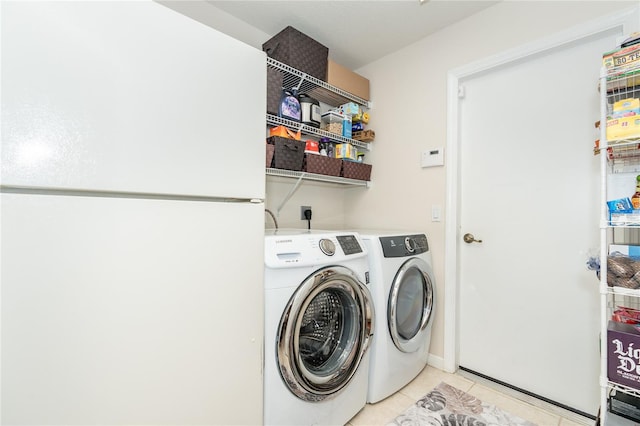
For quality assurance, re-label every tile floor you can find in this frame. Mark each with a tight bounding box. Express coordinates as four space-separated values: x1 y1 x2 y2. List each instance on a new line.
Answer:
346 366 593 426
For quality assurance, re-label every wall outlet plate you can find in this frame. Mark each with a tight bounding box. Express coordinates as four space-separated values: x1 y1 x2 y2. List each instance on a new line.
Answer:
300 206 312 220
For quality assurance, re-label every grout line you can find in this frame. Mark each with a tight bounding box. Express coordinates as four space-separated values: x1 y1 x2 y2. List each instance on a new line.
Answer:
457 370 592 426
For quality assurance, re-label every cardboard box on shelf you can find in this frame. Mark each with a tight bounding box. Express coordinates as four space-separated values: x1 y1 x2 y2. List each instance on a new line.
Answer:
607 116 640 141
608 320 640 390
352 130 375 142
603 44 640 75
326 59 370 101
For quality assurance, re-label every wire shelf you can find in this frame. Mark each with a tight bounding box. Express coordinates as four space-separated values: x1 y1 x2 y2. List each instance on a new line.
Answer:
267 57 371 108
267 114 371 151
266 168 369 187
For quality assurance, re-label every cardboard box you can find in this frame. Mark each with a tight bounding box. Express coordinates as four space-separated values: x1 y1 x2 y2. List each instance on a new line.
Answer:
352 130 375 142
326 59 370 101
614 98 640 114
604 44 640 74
607 116 640 141
608 320 640 389
611 245 640 257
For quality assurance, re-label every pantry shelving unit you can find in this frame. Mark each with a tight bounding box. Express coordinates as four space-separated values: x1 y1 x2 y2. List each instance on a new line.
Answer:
599 62 640 425
266 57 372 188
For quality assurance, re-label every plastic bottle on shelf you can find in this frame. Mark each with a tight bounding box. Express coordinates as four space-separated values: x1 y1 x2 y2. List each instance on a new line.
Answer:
632 175 640 209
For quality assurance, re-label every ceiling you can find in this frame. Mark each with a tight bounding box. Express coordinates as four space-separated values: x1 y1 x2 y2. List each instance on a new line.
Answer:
207 0 501 70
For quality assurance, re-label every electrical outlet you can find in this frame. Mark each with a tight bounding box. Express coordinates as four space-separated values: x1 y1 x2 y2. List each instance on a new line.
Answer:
300 206 312 220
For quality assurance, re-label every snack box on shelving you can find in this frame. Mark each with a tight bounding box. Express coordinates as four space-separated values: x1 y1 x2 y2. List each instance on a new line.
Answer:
603 43 640 75
335 143 356 161
614 98 640 114
352 130 375 142
608 320 640 390
607 116 640 141
607 198 640 226
611 244 640 257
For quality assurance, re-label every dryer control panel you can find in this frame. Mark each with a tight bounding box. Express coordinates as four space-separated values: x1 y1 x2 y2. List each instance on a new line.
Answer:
380 234 429 258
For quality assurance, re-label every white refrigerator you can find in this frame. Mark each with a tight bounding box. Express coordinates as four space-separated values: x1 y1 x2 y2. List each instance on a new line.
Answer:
1 2 265 424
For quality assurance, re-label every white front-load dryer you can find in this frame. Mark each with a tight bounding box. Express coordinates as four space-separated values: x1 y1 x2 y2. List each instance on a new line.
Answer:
263 229 374 426
358 231 435 403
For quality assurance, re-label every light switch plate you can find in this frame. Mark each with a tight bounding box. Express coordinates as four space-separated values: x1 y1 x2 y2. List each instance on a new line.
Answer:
421 147 444 168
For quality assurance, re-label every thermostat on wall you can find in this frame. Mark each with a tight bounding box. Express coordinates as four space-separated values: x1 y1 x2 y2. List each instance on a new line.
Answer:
421 147 444 168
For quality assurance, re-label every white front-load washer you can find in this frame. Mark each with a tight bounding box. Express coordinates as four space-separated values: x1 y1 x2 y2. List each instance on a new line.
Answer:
263 229 374 426
358 231 435 403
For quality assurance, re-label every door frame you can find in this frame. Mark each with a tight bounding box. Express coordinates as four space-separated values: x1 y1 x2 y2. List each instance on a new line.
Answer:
443 7 639 373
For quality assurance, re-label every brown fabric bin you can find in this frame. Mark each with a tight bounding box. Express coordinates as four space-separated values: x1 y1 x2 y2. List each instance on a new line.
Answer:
268 136 305 171
304 154 342 176
341 161 372 181
262 26 328 81
266 143 275 168
267 67 284 115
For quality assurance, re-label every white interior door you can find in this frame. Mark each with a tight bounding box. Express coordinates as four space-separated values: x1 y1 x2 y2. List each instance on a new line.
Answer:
458 30 620 416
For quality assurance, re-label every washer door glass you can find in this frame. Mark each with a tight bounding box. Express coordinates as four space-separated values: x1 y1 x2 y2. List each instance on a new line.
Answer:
388 257 434 353
277 266 373 402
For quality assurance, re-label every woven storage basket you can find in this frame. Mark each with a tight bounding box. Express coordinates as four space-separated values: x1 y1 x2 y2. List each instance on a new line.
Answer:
267 67 284 115
268 136 305 171
304 154 342 176
266 143 275 168
262 26 328 81
341 161 372 181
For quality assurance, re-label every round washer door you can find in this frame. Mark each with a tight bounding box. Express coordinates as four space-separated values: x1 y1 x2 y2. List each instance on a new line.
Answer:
388 257 435 353
277 265 374 402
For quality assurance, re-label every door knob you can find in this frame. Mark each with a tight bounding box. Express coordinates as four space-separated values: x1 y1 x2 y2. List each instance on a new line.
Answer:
463 233 482 244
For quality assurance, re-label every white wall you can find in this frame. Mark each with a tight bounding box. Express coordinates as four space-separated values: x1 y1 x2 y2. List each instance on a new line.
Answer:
350 0 639 363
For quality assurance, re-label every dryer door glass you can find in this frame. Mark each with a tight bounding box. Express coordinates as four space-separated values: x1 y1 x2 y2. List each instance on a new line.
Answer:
396 267 426 340
277 266 374 402
389 257 435 353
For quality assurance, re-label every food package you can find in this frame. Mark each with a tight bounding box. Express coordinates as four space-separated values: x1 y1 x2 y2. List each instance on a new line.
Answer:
607 116 640 141
612 98 640 118
607 254 640 289
352 111 370 124
321 111 343 135
335 143 356 161
269 126 301 140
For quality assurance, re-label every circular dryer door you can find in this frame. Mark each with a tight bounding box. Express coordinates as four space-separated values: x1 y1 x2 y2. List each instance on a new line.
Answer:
277 265 374 402
388 257 435 353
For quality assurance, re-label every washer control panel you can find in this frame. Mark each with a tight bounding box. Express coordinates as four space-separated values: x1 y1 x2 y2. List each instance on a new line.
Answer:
380 234 428 258
336 235 363 255
264 231 366 268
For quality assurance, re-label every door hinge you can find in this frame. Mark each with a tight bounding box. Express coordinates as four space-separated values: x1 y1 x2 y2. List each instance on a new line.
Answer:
458 85 465 99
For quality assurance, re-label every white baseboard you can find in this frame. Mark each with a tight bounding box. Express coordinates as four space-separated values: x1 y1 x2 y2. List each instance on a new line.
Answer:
427 353 445 371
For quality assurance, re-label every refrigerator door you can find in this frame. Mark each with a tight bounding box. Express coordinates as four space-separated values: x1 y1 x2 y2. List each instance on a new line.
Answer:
1 1 265 200
1 193 264 425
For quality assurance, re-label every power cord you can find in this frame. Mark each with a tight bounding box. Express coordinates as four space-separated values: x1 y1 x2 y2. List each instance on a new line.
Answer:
304 209 312 230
